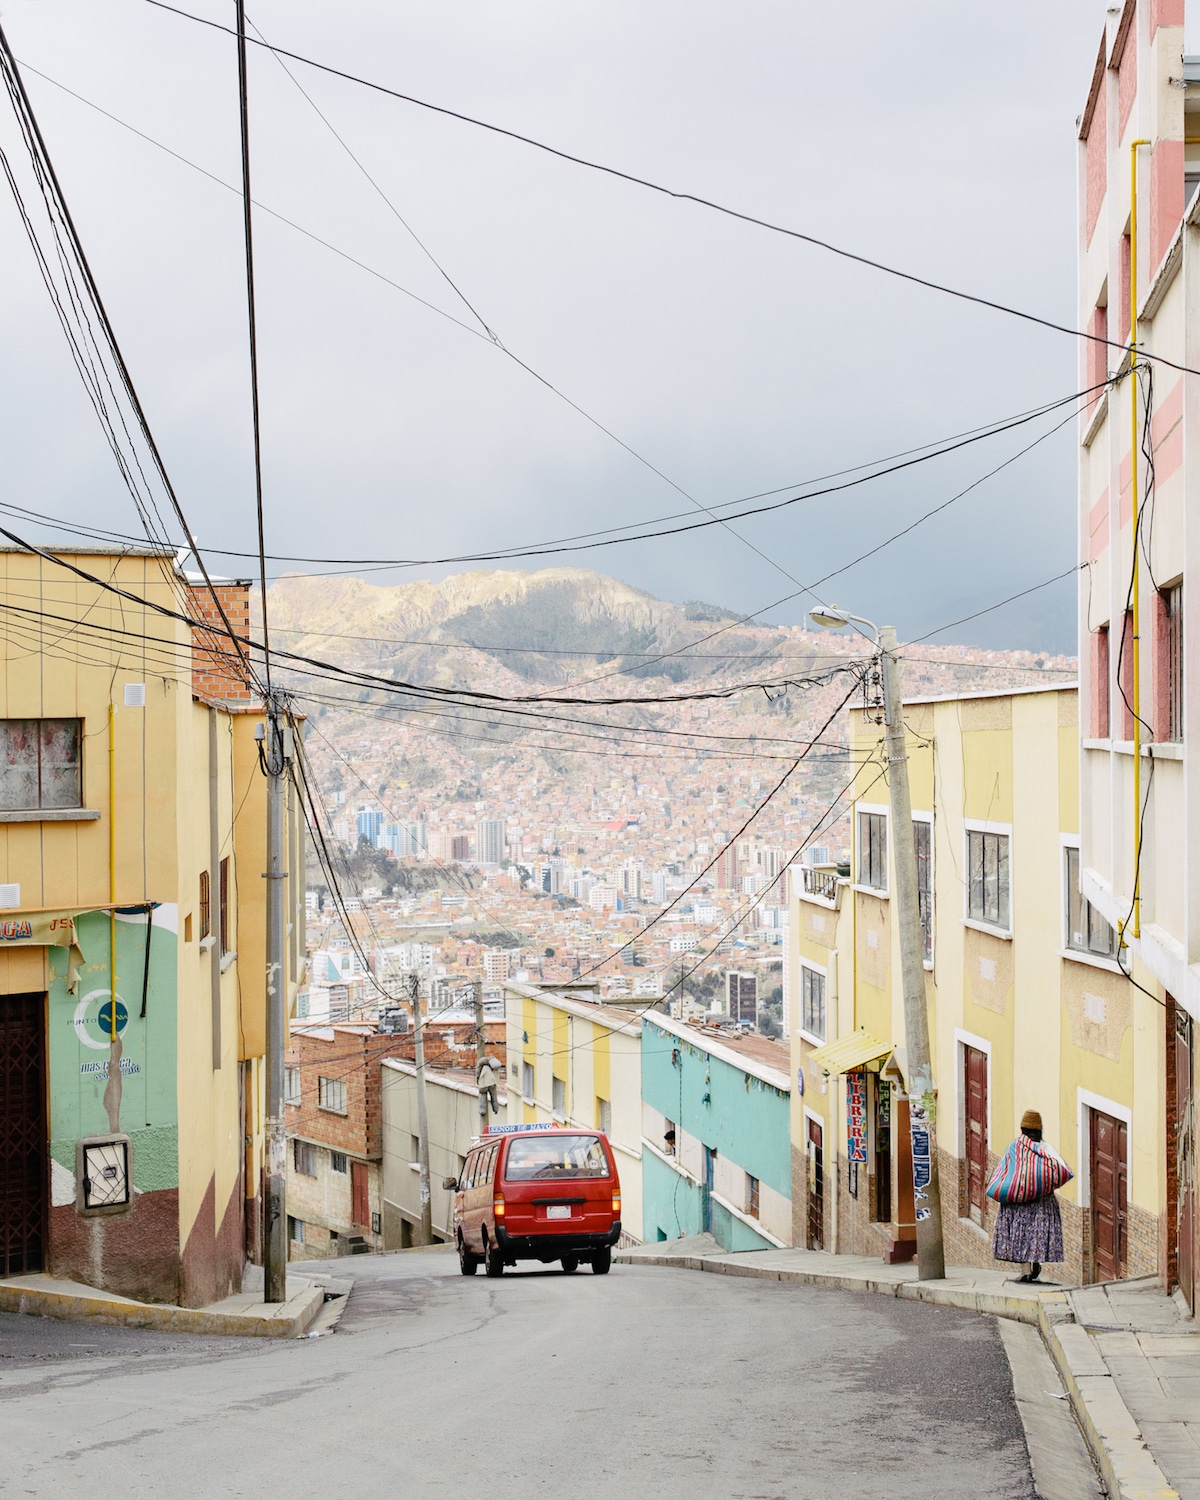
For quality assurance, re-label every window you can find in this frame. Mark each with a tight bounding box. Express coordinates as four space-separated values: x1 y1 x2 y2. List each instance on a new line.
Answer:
1091 626 1110 739
284 1067 301 1105
801 966 826 1042
219 857 231 956
1159 584 1184 743
857 811 887 891
596 1097 612 1136
0 718 82 810
967 830 1011 930
287 1215 305 1244
330 1151 348 1174
318 1075 348 1115
746 1174 760 1220
521 1060 535 1100
199 871 211 941
293 1140 317 1177
504 1135 609 1180
663 1118 677 1156
1065 846 1117 959
552 1076 567 1119
1119 610 1134 740
914 818 933 963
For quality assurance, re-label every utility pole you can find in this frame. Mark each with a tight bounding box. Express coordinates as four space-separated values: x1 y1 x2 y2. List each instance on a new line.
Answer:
809 607 946 1281
879 625 946 1281
409 973 433 1245
473 978 489 1136
261 705 291 1302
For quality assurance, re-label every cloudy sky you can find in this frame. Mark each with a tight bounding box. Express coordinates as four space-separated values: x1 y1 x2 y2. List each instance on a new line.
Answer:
0 0 1104 652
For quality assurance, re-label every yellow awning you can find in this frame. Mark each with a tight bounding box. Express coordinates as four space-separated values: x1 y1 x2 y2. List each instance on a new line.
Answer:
807 1029 893 1076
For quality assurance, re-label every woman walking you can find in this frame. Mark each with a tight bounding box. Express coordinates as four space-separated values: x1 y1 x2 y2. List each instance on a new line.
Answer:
988 1109 1072 1283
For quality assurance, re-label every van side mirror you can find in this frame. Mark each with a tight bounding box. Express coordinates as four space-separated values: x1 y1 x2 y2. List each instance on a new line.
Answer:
443 1176 460 1191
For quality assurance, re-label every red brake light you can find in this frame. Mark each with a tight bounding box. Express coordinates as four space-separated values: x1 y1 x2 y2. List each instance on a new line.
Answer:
493 1192 505 1219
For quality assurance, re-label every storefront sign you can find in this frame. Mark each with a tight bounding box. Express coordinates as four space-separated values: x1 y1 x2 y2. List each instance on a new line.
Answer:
846 1072 867 1163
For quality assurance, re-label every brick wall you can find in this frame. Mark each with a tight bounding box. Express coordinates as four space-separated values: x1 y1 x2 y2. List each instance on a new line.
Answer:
285 1022 505 1157
187 580 256 703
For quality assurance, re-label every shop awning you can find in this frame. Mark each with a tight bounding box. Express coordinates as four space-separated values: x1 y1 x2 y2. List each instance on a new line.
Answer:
807 1029 893 1076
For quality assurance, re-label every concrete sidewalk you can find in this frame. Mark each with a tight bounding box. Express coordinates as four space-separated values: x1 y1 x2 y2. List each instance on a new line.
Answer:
0 1263 333 1338
617 1238 1191 1500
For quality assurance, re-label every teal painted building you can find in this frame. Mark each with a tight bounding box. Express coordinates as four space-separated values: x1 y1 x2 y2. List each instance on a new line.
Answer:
641 1014 792 1250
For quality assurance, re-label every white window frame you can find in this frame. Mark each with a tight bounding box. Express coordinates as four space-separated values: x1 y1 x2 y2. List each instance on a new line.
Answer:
317 1075 348 1116
1075 1088 1131 1210
953 1028 993 1163
521 1059 535 1103
913 811 934 969
284 1067 301 1106
552 1075 567 1121
1059 834 1121 972
854 802 890 895
963 818 1013 937
798 959 828 1047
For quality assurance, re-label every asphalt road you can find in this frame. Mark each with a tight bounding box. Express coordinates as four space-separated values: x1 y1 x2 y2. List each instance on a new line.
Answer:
0 1249 1038 1499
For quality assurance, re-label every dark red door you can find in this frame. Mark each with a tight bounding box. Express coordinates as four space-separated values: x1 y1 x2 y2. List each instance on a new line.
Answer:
351 1160 369 1228
0 993 47 1276
964 1046 988 1225
806 1119 824 1250
1091 1110 1127 1282
1177 1009 1195 1309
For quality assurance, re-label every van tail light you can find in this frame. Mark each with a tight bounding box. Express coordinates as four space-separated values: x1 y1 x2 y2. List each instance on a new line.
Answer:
612 1189 621 1216
493 1193 505 1219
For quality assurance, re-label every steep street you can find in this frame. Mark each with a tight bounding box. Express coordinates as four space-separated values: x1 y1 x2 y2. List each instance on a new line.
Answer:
1 1251 1052 1499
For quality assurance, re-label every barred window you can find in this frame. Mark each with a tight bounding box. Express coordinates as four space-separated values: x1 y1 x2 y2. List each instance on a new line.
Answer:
318 1075 348 1115
967 830 1010 930
857 811 887 891
801 966 826 1042
330 1151 348 1174
914 818 933 962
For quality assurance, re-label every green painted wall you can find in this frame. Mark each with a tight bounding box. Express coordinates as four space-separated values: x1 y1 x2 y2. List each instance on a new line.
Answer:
641 1018 788 1250
48 908 178 1192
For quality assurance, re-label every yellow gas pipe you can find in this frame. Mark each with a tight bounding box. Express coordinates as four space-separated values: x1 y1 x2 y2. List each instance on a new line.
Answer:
1128 138 1149 943
109 701 116 1035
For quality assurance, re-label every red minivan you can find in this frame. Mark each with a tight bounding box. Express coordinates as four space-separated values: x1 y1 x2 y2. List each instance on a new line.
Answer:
447 1126 621 1277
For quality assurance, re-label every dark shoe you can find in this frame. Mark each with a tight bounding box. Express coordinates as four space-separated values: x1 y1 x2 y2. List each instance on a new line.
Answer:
1030 1262 1042 1282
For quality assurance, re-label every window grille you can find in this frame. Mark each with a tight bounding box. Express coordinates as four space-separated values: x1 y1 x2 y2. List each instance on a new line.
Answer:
318 1075 348 1115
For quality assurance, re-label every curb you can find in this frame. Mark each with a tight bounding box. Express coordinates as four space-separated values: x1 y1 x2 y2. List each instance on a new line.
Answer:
1038 1305 1178 1500
616 1249 1177 1498
0 1279 325 1339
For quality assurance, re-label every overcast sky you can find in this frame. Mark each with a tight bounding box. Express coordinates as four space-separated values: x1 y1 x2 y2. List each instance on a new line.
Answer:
0 0 1104 652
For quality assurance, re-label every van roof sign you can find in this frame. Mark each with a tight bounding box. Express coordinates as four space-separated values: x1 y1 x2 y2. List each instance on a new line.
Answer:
487 1122 558 1135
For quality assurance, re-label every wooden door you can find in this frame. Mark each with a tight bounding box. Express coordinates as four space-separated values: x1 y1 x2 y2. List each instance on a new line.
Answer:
874 1077 892 1225
1090 1110 1127 1282
1177 1009 1195 1309
703 1147 716 1235
806 1119 824 1250
0 993 46 1276
351 1160 369 1228
964 1046 988 1224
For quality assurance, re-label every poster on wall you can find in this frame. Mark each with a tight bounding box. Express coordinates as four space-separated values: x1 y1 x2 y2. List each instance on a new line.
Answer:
846 1072 867 1164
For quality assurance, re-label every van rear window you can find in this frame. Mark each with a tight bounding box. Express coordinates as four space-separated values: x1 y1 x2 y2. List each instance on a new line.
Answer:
504 1135 609 1180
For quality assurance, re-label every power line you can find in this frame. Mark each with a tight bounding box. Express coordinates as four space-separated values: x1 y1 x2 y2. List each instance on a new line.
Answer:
233 0 271 693
0 24 258 691
138 0 1200 378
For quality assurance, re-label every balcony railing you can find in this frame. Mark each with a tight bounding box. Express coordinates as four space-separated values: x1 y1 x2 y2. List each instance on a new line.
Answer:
800 866 840 903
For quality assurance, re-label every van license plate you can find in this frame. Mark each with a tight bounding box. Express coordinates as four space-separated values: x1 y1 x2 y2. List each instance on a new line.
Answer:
546 1205 571 1220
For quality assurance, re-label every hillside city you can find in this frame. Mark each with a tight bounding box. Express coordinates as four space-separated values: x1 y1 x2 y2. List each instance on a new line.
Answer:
6 6 1200 1499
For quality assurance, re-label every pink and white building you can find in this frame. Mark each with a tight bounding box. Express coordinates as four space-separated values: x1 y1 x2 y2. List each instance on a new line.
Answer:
1077 0 1200 1307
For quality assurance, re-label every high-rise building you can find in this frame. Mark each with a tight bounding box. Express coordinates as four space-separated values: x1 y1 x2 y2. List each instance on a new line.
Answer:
475 819 506 865
451 834 471 861
357 808 384 845
726 971 757 1026
714 844 740 891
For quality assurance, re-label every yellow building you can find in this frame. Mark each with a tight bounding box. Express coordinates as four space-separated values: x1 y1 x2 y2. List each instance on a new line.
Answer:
0 547 305 1305
504 980 642 1244
789 682 1158 1285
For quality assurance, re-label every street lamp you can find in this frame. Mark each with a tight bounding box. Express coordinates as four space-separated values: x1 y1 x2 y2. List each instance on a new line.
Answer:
809 607 946 1281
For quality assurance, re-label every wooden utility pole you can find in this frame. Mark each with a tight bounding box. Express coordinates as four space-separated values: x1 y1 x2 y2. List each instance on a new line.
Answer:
879 625 946 1280
473 979 489 1136
409 973 433 1245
